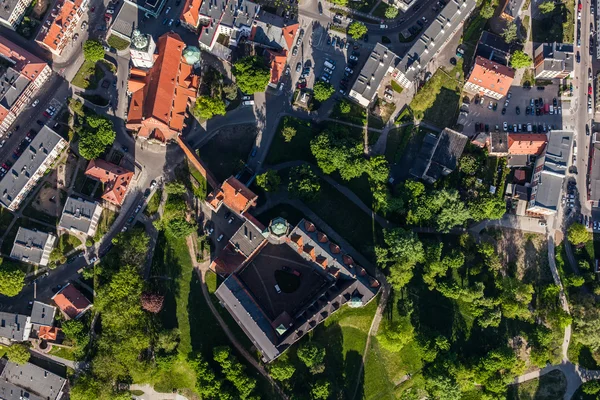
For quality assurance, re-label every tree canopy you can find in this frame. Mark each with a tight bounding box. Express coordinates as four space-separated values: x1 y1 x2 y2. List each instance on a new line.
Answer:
480 3 495 18
313 81 335 102
510 50 533 69
256 170 281 192
501 22 518 43
83 40 105 62
539 0 555 13
310 125 365 180
297 342 326 374
288 165 321 202
193 96 226 120
232 56 270 94
0 261 25 297
5 344 30 365
78 116 116 160
348 21 368 39
385 6 399 18
568 222 590 245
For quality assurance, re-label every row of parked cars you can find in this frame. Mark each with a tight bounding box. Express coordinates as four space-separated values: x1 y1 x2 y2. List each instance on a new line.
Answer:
473 122 557 133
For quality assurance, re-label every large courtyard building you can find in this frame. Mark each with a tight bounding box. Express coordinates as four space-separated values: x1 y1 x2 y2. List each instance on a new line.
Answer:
0 37 52 135
36 0 89 56
0 0 33 29
0 126 66 211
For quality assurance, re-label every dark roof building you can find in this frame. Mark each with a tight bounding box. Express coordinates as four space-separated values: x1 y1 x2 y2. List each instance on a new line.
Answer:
501 0 526 20
30 301 56 327
124 0 166 17
110 2 140 40
0 0 32 30
410 128 468 183
58 197 103 237
533 43 574 80
0 312 31 342
477 31 511 65
9 227 56 266
0 359 66 400
215 218 379 362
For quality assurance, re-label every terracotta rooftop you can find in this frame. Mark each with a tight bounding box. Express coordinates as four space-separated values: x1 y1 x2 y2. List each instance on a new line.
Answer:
507 133 547 155
207 176 258 214
51 283 92 320
85 159 134 206
467 56 515 97
37 326 59 341
36 0 84 53
268 50 287 85
180 0 201 27
0 36 48 82
126 32 199 142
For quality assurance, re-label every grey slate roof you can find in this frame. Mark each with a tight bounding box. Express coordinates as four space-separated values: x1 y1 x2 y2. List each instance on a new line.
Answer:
250 10 293 51
0 0 22 24
230 219 265 257
198 0 259 47
58 197 101 235
0 312 30 341
126 0 165 14
10 227 56 266
502 0 526 19
0 126 65 209
0 359 66 400
535 43 574 74
477 31 510 65
0 69 29 111
30 301 56 327
490 131 509 154
396 0 477 85
543 131 572 176
349 43 399 106
111 1 139 39
410 128 468 182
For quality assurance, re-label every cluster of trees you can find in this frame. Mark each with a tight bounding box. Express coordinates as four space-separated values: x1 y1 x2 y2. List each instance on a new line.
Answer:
5 343 31 365
568 222 591 245
153 181 196 238
313 81 335 102
193 67 232 120
61 319 91 360
385 6 399 18
83 40 105 63
256 169 281 192
0 260 25 297
70 104 116 160
348 21 368 40
510 50 533 69
288 165 321 202
232 56 270 94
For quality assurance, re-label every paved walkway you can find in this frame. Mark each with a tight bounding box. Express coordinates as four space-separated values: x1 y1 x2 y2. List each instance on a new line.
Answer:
129 383 189 400
29 347 88 371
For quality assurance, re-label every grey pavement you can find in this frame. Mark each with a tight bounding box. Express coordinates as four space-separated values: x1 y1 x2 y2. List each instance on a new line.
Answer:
129 383 189 400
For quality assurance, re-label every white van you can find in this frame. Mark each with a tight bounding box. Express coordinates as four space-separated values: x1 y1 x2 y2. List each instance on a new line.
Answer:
274 284 282 294
242 100 255 106
549 105 554 114
324 60 336 70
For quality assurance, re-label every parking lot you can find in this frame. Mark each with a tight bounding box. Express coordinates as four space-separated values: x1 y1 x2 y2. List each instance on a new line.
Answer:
460 85 566 137
200 201 244 257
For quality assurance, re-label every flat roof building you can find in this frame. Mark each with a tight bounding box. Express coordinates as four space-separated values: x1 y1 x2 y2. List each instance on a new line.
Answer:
109 1 140 41
0 0 33 30
0 126 67 211
124 0 166 17
30 301 56 327
10 227 56 266
0 359 66 400
534 43 574 80
58 196 103 237
477 31 511 66
410 128 468 183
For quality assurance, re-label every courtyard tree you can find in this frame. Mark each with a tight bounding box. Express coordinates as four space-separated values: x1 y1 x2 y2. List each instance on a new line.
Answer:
348 21 368 40
313 81 335 102
510 50 533 69
311 380 331 400
232 56 270 94
539 0 555 14
83 40 105 62
282 125 297 142
385 6 399 18
0 261 25 297
5 344 30 365
193 96 226 120
288 165 320 202
256 170 281 192
310 125 366 180
223 83 238 101
469 195 506 221
338 100 352 114
269 357 296 381
78 116 116 160
582 380 600 395
568 222 590 245
459 154 480 175
480 3 495 19
501 22 518 43
165 180 187 195
297 342 326 373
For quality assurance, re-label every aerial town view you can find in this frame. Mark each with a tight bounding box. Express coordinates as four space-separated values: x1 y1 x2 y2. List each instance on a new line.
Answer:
2 0 600 397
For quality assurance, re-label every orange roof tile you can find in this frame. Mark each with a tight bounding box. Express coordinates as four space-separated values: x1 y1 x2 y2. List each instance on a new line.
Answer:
281 23 299 50
38 326 59 341
268 50 287 85
467 56 515 97
0 36 48 82
36 0 84 53
180 0 202 27
207 176 258 214
507 133 547 155
126 32 199 141
52 284 91 319
85 159 133 206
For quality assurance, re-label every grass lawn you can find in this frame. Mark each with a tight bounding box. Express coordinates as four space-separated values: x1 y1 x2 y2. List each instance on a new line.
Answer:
407 66 462 128
107 34 130 50
93 209 118 242
71 60 106 90
391 81 404 94
0 208 14 232
187 159 208 199
49 346 76 361
371 1 388 17
144 189 162 216
331 171 374 210
198 124 256 182
331 100 367 127
385 124 416 163
265 116 316 166
58 233 83 255
506 370 567 400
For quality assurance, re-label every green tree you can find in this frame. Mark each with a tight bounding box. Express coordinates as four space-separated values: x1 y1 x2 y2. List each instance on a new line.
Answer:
385 6 399 18
165 181 187 195
232 56 270 94
338 100 352 114
330 0 348 6
282 125 297 142
568 222 590 245
348 21 368 39
83 40 105 62
297 342 326 374
502 22 518 43
378 315 414 352
510 50 533 68
313 81 335 101
311 380 331 400
269 358 296 381
310 125 366 180
376 228 425 267
288 165 321 202
539 0 555 13
498 277 534 320
78 117 116 160
582 380 600 395
193 96 226 120
433 190 470 232
469 196 506 221
223 83 238 101
256 170 281 192
5 344 30 365
213 346 257 399
459 154 480 175
426 376 461 400
480 3 495 18
0 262 25 297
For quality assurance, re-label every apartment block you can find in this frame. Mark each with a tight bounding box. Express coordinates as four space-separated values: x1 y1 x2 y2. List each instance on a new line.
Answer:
36 0 89 56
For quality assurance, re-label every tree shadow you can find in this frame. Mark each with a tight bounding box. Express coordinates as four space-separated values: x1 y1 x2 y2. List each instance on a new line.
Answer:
151 232 181 331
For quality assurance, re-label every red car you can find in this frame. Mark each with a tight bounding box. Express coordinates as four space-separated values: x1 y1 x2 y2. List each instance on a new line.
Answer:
297 82 307 89
90 6 95 11
589 84 593 95
578 1 582 11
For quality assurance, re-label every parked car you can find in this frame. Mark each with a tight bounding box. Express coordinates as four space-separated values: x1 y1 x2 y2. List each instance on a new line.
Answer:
165 6 171 13
296 62 302 72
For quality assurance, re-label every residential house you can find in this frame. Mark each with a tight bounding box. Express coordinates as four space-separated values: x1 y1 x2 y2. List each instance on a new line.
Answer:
51 283 92 320
527 131 573 215
126 32 199 142
58 196 103 237
0 359 66 400
29 301 58 340
0 0 33 30
394 0 477 89
0 312 31 345
410 128 468 183
36 0 89 55
109 1 141 42
9 227 56 266
0 37 52 135
488 132 547 156
85 159 134 206
0 125 67 211
207 176 258 215
348 43 400 107
464 56 515 100
180 0 202 30
533 43 574 79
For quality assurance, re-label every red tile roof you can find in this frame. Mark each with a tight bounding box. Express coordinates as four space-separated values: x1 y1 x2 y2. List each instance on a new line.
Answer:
467 56 515 97
180 0 202 27
85 159 134 206
268 50 287 85
36 0 84 53
38 326 59 341
207 176 258 214
508 133 547 155
126 33 199 141
52 283 91 320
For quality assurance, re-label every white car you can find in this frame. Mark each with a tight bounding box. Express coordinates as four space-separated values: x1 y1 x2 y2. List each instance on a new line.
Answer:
217 234 224 242
31 99 39 107
504 99 509 107
165 6 171 13
321 76 330 83
344 67 353 74
324 67 333 74
503 122 508 131
106 8 115 13
168 19 174 26
507 92 512 99
0 140 5 148
89 257 98 264
380 24 387 28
